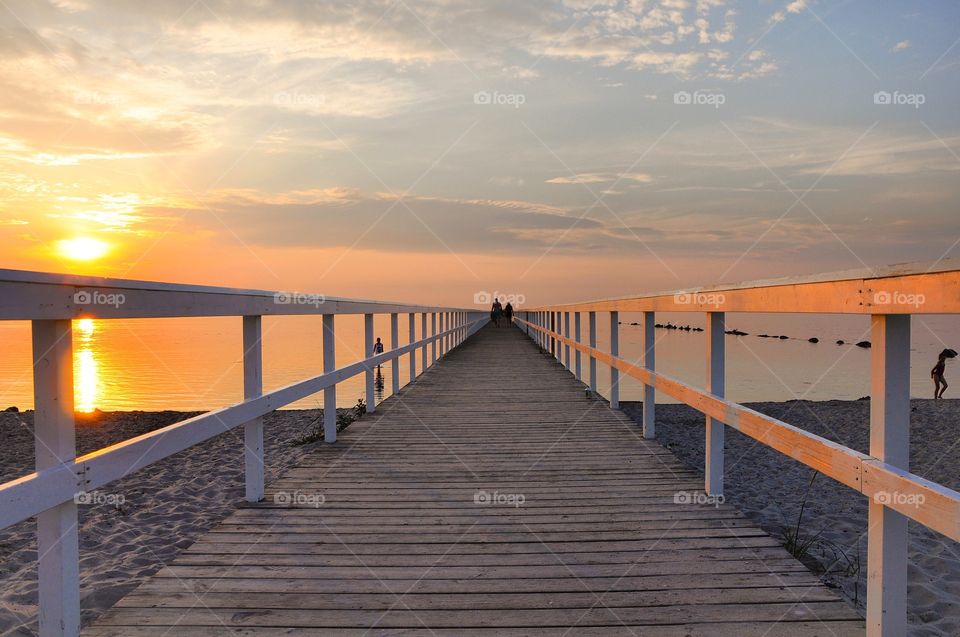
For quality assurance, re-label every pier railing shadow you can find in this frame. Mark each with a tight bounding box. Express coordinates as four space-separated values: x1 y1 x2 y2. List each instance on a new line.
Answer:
515 259 960 637
0 268 486 637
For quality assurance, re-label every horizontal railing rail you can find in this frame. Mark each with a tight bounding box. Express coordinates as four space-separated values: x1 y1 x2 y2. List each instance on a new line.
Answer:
0 269 487 637
515 259 960 637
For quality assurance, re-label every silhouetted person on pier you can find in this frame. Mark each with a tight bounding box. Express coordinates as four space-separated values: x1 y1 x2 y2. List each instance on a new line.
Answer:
491 298 503 327
504 302 514 325
373 337 384 369
932 349 956 399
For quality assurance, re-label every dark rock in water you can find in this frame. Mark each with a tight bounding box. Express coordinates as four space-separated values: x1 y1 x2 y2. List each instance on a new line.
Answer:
857 396 870 401
808 337 819 343
778 335 789 340
655 323 663 328
682 326 691 331
836 340 845 345
630 322 639 326
758 334 770 338
4 406 17 412
856 341 872 348
726 329 748 336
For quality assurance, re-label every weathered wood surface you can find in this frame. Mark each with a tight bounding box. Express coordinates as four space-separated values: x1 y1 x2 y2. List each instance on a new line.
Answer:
86 325 862 636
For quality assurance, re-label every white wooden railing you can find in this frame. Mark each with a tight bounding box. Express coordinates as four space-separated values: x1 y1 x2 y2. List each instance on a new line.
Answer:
516 260 960 637
0 269 486 637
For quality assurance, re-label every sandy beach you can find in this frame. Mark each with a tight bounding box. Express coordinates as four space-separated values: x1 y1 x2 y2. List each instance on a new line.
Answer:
623 398 960 637
0 408 345 636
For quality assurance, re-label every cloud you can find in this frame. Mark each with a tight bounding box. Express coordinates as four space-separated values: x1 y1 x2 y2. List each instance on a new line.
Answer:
892 40 910 52
546 172 654 185
769 0 808 25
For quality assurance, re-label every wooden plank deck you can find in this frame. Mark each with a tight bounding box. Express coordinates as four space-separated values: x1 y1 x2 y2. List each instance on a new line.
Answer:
86 324 863 636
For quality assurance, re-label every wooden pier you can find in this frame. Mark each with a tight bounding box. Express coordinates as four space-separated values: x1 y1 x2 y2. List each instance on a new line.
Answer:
86 325 861 636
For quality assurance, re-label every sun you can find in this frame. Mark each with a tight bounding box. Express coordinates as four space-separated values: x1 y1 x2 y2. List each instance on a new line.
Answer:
57 237 110 261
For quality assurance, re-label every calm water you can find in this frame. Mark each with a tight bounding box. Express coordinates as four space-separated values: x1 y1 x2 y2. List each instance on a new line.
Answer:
0 313 956 412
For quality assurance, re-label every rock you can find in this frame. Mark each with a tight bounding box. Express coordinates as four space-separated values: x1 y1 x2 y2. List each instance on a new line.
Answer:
778 335 789 340
856 341 871 348
630 322 639 326
3 406 18 412
655 323 663 328
857 395 870 401
808 337 819 343
758 334 770 338
836 340 845 345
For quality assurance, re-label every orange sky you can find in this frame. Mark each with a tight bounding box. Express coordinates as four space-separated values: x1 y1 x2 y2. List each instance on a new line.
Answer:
2 1 959 307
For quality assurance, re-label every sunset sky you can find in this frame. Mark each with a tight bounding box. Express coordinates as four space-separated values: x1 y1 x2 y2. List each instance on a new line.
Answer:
1 0 958 306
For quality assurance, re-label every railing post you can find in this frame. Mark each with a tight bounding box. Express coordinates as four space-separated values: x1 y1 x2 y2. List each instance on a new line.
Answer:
365 313 376 413
550 312 556 357
642 311 656 439
574 312 582 381
439 312 446 358
588 311 597 394
866 314 910 637
242 316 264 503
421 313 428 373
706 312 725 496
390 313 400 395
563 311 571 370
408 312 416 382
431 313 437 364
32 319 80 637
610 311 619 409
322 314 336 443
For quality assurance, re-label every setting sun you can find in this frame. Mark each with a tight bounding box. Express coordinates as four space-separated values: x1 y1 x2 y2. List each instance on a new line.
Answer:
56 237 110 262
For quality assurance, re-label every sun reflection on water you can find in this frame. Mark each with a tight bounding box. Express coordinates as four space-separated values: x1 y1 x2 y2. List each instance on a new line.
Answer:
74 318 99 413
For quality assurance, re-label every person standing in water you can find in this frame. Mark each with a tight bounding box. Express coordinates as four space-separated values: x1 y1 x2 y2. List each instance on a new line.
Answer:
373 337 384 369
932 349 951 399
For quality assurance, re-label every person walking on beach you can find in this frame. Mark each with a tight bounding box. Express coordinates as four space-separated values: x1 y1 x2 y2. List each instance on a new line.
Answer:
932 349 955 399
504 301 514 326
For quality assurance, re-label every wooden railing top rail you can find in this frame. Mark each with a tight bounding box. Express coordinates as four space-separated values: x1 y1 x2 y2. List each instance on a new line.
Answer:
0 268 472 320
525 259 960 314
